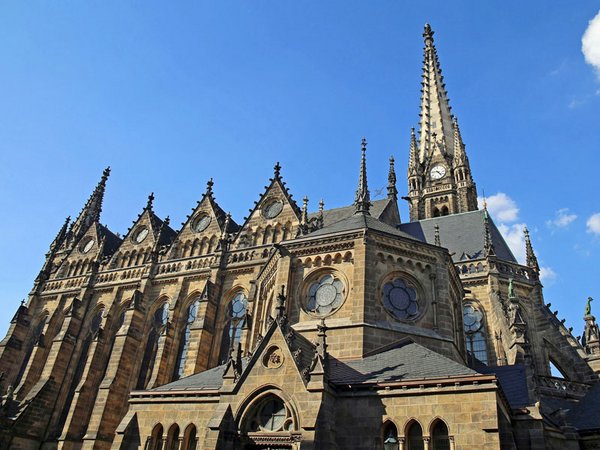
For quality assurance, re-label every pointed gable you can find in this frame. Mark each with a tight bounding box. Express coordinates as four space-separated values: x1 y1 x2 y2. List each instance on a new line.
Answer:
170 179 239 259
110 193 175 269
232 163 301 249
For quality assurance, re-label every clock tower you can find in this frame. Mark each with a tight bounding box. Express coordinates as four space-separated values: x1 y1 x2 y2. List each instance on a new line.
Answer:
407 24 478 221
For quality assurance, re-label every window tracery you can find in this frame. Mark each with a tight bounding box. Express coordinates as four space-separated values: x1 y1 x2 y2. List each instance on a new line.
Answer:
306 274 345 317
463 302 488 365
219 292 248 363
174 299 200 380
382 277 420 321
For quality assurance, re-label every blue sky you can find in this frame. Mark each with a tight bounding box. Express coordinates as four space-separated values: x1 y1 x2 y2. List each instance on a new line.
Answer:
1 2 599 339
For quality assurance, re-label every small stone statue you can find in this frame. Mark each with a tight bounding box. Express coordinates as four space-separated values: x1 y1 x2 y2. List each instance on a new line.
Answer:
585 297 594 317
508 278 515 298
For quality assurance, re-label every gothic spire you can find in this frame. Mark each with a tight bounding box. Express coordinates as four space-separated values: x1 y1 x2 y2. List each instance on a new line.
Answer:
483 201 495 257
452 117 468 167
71 167 111 240
524 227 540 274
408 128 420 177
354 137 371 215
387 156 398 200
418 24 455 163
50 216 71 251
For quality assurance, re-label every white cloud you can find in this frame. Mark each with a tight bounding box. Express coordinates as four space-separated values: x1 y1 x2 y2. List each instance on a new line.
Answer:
497 223 527 264
540 266 558 284
587 212 600 235
546 208 577 229
478 193 519 222
583 10 600 77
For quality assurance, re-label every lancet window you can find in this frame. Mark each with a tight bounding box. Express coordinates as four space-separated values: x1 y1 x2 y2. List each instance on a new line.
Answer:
219 292 248 364
137 302 169 389
174 299 200 380
463 302 489 365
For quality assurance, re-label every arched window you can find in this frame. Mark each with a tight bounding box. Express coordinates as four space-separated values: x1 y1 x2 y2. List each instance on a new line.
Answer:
137 302 169 389
433 207 440 217
441 206 449 216
149 424 164 450
244 395 295 433
174 299 200 380
165 424 180 450
406 421 424 450
219 292 248 364
383 421 399 450
431 420 450 450
182 424 197 450
463 302 489 365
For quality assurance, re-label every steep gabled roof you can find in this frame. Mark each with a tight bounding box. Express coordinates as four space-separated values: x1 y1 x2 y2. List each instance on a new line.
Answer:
398 209 517 263
305 211 417 241
328 339 476 385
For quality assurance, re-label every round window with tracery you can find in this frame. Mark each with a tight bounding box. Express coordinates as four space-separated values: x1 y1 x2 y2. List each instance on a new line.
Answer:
246 396 294 433
382 277 420 321
306 274 345 317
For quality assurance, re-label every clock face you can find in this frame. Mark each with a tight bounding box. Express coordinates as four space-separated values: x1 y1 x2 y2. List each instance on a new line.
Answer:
133 227 149 244
430 164 446 180
192 214 211 233
263 200 283 219
80 238 95 254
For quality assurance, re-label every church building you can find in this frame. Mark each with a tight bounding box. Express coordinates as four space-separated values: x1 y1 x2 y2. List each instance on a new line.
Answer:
1 24 600 450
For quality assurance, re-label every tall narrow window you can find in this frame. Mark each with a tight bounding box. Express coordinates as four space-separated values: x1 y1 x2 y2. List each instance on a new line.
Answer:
431 420 450 450
174 299 200 380
137 303 169 389
383 422 399 450
183 424 197 450
463 302 489 365
406 421 424 450
219 292 248 364
149 424 164 450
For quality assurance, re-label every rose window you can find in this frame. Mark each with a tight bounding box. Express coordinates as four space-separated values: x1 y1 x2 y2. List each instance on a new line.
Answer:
382 277 419 320
307 274 345 316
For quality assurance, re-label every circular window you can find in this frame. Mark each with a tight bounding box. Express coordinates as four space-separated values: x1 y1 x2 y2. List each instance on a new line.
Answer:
230 292 248 320
382 277 420 321
262 200 283 219
133 227 149 244
79 238 95 254
246 396 293 433
191 214 211 233
463 302 484 333
306 274 345 317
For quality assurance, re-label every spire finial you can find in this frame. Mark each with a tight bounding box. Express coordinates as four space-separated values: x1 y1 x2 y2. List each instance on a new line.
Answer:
274 162 281 178
71 166 112 240
354 137 371 215
408 128 420 178
434 224 441 246
301 196 309 224
387 155 398 200
146 192 155 210
220 212 231 243
206 178 214 197
523 227 540 274
423 23 434 46
318 199 324 214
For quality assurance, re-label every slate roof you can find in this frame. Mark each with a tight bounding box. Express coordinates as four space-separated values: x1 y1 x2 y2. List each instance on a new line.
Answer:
477 364 530 408
328 340 476 385
566 383 600 431
98 224 122 255
150 360 248 392
398 209 517 263
306 210 418 241
308 199 392 228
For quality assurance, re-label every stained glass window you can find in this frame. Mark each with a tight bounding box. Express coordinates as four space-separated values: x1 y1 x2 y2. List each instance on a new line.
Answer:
306 274 345 316
174 299 200 380
219 293 248 363
382 277 419 321
463 302 488 365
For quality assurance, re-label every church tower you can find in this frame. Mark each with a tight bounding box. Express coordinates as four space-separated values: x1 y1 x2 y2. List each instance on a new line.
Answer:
407 24 478 221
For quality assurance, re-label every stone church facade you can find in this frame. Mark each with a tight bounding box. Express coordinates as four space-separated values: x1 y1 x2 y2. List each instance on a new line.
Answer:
1 25 600 450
